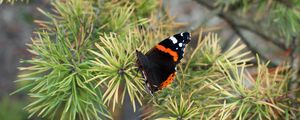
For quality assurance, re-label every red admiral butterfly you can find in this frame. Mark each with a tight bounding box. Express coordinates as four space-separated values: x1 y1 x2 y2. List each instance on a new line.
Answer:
136 32 191 94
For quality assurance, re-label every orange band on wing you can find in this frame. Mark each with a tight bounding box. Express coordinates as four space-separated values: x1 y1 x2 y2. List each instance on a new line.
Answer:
159 73 176 90
156 45 178 62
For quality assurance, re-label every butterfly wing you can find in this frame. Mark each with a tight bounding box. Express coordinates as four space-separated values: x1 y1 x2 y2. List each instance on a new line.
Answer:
136 32 191 94
136 50 161 93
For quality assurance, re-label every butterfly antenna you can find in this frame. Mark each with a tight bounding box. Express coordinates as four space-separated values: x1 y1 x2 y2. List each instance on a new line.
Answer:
132 64 141 81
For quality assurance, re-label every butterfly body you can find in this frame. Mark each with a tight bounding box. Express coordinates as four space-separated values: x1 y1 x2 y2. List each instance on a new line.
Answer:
136 32 191 94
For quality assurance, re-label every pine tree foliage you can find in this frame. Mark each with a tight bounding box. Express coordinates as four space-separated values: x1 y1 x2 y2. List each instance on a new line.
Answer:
13 0 158 119
9 0 300 120
88 32 146 112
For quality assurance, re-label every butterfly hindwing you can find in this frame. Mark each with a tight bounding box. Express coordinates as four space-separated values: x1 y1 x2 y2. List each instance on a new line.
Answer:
146 48 177 90
136 50 161 93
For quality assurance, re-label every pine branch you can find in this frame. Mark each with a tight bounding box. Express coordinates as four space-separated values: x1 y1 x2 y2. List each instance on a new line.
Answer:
12 0 162 119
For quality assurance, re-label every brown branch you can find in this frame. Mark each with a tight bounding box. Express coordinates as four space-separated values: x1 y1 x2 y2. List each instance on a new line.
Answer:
193 0 287 51
289 37 300 98
276 0 294 8
194 0 280 66
227 19 277 66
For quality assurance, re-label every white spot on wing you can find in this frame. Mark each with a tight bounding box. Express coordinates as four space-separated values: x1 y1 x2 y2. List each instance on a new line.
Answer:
170 36 178 44
180 32 183 36
178 43 183 47
176 47 178 50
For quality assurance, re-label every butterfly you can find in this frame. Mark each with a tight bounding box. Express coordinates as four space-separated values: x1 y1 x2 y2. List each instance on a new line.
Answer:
136 32 191 94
